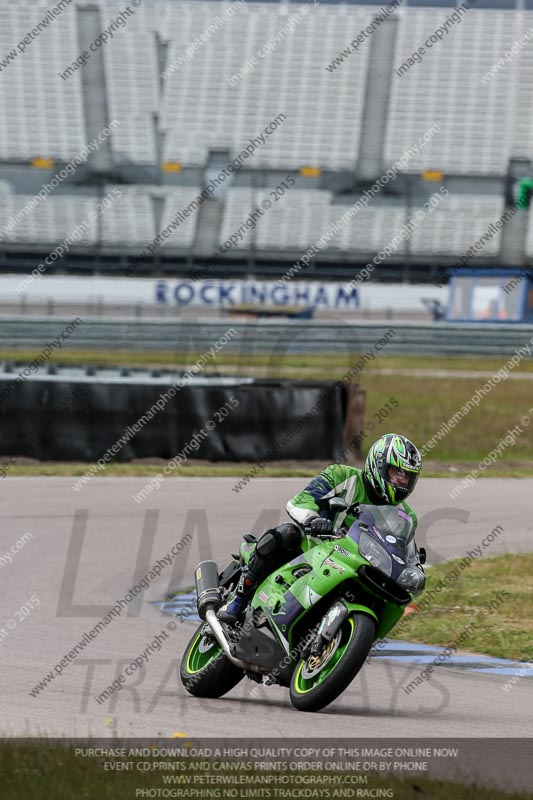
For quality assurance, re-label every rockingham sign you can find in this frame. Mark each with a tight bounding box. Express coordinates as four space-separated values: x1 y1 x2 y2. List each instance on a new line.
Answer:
155 279 359 309
0 275 447 312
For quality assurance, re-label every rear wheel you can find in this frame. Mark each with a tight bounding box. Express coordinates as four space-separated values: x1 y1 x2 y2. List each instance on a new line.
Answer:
180 623 244 698
289 613 375 712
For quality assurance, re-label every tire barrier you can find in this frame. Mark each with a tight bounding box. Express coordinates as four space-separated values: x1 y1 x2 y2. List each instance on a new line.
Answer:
0 376 365 465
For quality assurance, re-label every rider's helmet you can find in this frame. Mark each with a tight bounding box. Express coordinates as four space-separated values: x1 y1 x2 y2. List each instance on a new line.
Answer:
364 433 422 505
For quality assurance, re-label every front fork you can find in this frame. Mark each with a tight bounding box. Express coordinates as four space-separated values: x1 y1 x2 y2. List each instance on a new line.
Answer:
308 600 379 657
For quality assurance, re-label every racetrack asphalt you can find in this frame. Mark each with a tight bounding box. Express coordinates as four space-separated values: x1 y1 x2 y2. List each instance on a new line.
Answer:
0 477 530 755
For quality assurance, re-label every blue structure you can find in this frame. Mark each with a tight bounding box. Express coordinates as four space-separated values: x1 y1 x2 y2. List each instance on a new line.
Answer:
447 269 533 323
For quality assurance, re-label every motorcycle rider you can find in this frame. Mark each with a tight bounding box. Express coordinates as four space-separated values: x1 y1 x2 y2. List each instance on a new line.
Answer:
217 433 422 626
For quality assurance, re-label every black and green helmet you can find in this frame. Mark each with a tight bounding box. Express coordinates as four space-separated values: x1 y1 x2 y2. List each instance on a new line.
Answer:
364 433 422 505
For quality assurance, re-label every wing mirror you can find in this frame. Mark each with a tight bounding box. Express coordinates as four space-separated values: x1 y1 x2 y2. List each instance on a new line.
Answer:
419 547 427 565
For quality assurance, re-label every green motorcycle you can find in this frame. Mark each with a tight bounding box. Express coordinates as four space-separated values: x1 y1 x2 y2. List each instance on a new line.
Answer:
180 498 426 712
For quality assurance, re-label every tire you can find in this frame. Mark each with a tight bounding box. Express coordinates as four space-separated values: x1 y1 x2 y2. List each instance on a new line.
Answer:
180 623 244 698
289 612 375 712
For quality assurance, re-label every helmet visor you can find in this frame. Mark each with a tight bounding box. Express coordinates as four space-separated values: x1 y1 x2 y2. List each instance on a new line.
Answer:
384 466 419 501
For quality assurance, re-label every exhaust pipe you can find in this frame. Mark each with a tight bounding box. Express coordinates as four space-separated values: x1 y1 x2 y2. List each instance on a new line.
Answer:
205 609 266 675
205 608 249 669
194 560 247 670
194 560 264 674
195 560 222 620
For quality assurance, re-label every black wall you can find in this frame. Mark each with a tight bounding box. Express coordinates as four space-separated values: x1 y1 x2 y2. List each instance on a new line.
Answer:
0 377 358 463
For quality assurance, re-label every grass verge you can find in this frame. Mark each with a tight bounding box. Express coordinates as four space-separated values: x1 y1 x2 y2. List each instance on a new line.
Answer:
3 349 533 463
3 348 533 374
393 554 533 661
0 741 530 800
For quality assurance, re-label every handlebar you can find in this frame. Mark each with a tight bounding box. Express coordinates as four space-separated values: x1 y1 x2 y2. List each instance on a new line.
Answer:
303 526 344 539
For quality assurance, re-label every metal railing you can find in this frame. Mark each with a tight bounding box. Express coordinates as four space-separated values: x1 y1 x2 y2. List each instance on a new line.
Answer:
0 316 532 357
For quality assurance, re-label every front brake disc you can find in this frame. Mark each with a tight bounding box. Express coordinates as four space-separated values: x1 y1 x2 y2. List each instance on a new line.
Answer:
301 629 342 679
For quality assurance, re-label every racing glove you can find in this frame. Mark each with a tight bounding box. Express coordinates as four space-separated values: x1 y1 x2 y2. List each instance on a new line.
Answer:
309 517 333 536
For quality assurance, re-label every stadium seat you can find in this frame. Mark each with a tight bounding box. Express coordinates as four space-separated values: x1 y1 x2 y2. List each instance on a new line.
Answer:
0 4 85 160
160 2 373 170
385 10 533 175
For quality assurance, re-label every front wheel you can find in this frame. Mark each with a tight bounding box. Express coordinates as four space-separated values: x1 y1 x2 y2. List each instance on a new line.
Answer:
180 623 244 698
289 612 375 712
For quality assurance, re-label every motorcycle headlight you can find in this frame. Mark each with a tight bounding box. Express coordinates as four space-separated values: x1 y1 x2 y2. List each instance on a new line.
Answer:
397 566 426 596
358 532 392 577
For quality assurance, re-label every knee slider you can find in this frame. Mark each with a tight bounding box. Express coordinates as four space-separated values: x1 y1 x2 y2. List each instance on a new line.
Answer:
277 522 302 551
255 530 280 558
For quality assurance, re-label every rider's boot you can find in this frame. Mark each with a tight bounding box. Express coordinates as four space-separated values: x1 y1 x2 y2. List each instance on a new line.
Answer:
217 567 258 625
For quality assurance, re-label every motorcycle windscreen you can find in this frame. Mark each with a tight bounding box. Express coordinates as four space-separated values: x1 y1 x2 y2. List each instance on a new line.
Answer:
363 505 414 542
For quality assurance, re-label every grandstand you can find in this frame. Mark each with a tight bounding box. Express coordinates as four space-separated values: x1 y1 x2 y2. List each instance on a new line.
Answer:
385 10 530 176
0 0 532 282
160 3 373 170
0 3 85 161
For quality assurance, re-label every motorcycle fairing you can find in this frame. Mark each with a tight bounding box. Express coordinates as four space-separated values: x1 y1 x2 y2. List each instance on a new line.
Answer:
251 541 361 652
